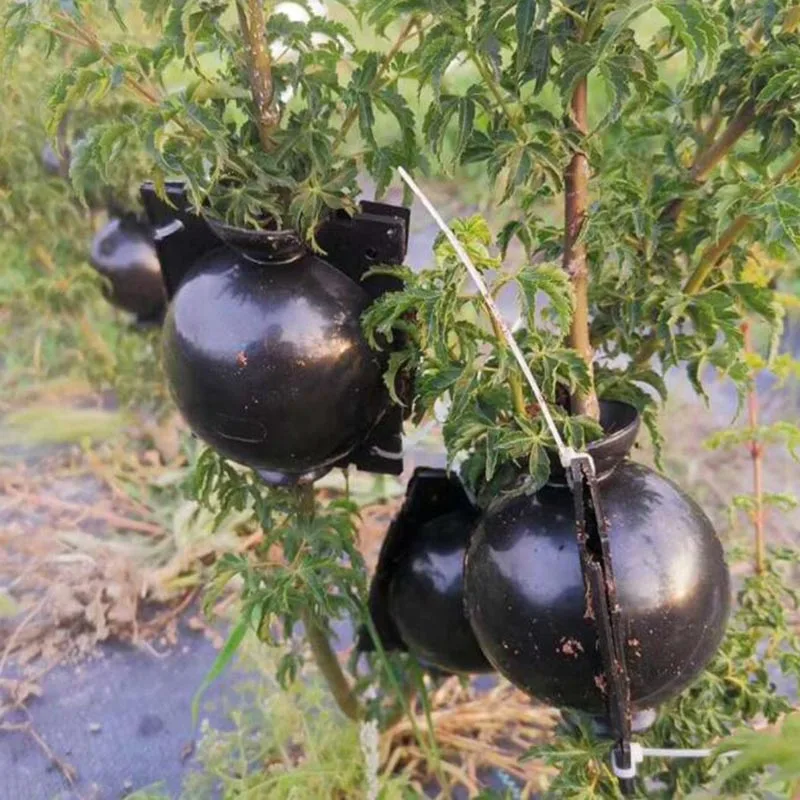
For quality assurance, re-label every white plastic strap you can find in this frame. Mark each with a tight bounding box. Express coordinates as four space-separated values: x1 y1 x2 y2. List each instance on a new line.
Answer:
360 687 380 800
611 743 715 779
398 167 583 470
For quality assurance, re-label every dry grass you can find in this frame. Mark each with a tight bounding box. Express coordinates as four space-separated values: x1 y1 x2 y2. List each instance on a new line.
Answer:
381 675 558 797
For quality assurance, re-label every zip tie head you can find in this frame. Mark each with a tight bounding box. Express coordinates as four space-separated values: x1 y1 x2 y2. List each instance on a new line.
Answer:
612 743 643 780
611 743 717 780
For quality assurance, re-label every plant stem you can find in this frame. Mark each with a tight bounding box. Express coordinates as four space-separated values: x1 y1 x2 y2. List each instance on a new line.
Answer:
488 316 527 417
294 484 362 721
471 54 527 141
236 0 279 153
301 608 362 720
743 322 766 575
690 101 757 183
53 14 161 105
682 215 754 295
563 77 599 420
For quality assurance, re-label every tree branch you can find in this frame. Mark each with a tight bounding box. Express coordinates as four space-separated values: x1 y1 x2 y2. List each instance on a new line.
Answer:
661 101 757 224
53 14 161 106
563 78 599 420
332 16 422 151
236 0 279 153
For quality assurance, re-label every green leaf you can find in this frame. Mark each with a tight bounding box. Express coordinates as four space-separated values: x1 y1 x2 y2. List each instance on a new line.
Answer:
515 0 537 72
454 96 475 166
519 30 551 93
597 1 654 58
515 262 574 333
655 0 726 78
191 617 249 725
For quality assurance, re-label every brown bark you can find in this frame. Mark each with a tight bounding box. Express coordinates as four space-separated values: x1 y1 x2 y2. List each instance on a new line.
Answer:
237 0 280 153
563 78 600 420
661 102 757 224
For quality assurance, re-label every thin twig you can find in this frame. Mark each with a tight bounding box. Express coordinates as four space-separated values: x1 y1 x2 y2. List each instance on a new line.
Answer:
661 101 757 225
0 596 48 678
0 719 78 787
633 149 800 366
139 588 199 637
54 13 161 106
0 485 163 536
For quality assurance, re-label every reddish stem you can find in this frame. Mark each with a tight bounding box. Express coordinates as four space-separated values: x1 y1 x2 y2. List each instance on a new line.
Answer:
743 322 766 575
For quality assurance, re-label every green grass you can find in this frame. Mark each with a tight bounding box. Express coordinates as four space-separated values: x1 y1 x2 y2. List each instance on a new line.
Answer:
127 637 417 800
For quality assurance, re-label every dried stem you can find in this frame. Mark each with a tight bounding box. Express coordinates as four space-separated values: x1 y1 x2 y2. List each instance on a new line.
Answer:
743 322 766 575
295 484 361 721
563 78 599 420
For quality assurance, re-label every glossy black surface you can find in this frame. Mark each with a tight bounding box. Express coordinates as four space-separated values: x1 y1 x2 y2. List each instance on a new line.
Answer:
141 183 410 480
389 509 491 673
362 468 491 673
162 235 388 477
464 461 731 713
89 217 165 321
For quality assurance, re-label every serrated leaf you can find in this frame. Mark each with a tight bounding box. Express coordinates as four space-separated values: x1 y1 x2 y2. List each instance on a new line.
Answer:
515 262 573 333
515 0 537 72
655 0 726 79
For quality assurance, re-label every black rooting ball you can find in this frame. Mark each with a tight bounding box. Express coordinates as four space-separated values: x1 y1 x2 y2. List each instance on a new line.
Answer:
464 401 731 714
362 468 492 674
89 216 165 322
161 224 388 483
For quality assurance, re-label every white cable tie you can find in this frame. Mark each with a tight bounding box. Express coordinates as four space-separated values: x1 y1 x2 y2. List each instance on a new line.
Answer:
611 743 718 780
397 167 571 462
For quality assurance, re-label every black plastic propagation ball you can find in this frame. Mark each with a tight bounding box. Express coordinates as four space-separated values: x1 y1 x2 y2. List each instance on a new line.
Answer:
161 225 388 483
363 468 492 674
89 216 165 322
464 402 731 714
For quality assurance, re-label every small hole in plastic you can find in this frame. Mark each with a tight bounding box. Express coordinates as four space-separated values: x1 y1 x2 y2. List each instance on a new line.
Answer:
365 247 379 260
